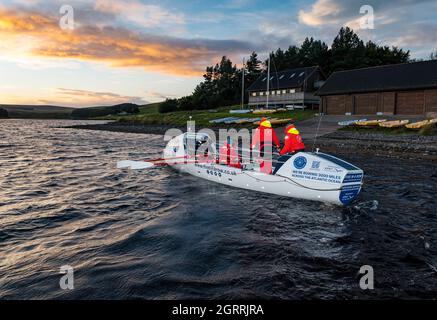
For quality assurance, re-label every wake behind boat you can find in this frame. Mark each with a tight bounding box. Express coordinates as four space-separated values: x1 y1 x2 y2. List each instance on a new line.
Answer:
118 132 364 206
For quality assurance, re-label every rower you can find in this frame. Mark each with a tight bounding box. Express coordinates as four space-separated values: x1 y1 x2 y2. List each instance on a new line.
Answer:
279 124 305 155
251 118 280 174
219 137 241 168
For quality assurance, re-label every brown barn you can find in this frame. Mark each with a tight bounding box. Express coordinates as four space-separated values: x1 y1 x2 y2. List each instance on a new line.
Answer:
317 60 437 115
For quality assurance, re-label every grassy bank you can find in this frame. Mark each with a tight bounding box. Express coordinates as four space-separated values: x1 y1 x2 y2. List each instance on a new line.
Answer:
102 103 317 128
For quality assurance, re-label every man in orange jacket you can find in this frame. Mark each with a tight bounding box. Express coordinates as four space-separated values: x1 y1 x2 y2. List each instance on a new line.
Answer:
280 124 305 155
251 118 280 174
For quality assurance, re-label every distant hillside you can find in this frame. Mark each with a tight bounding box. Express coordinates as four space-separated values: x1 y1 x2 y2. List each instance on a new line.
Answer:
0 107 8 118
0 103 144 119
70 103 140 118
0 104 73 119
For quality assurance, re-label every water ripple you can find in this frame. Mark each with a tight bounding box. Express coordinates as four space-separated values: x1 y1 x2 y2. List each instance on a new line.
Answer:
0 119 436 299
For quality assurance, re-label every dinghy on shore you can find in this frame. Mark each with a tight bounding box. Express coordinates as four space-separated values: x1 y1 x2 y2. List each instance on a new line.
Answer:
405 118 437 129
253 118 293 125
378 120 409 128
355 119 387 126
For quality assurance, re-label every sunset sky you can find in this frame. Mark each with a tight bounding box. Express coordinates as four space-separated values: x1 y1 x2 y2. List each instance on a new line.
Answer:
1 0 436 107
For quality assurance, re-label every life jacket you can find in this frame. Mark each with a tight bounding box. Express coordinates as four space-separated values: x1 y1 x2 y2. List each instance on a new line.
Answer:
251 119 280 151
219 143 241 168
279 125 305 155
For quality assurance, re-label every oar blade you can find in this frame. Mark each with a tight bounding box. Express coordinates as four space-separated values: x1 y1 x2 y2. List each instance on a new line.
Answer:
117 160 155 170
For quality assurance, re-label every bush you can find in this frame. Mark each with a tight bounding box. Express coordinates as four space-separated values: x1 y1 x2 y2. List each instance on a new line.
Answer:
158 99 179 113
419 123 436 136
178 96 195 111
0 107 8 118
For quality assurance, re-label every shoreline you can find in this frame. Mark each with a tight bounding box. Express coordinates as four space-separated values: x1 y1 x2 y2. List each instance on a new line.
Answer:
68 122 437 161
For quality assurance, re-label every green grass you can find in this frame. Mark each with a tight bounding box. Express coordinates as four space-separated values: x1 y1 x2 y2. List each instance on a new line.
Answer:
107 103 317 128
339 123 437 136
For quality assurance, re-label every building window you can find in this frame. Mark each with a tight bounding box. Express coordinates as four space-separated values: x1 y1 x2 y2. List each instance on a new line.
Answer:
282 90 286 94
276 90 281 95
289 73 295 78
272 91 276 95
260 92 264 96
252 92 256 97
289 89 296 93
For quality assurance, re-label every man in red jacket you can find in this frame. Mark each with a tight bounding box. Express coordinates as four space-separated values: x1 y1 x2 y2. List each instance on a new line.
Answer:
219 137 241 168
251 118 280 174
280 124 305 155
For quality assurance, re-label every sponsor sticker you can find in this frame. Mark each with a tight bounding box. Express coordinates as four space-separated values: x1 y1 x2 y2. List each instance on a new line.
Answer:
293 156 307 170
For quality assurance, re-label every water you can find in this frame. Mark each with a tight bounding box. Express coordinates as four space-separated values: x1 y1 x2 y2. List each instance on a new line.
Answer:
0 119 436 299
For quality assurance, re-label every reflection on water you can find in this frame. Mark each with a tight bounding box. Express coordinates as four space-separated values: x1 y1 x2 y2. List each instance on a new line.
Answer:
0 119 436 299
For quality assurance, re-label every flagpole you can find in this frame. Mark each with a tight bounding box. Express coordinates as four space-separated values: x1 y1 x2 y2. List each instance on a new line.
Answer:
266 54 270 109
241 57 245 110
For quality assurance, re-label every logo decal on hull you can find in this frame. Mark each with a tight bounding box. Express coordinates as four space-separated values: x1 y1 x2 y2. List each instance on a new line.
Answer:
293 156 307 170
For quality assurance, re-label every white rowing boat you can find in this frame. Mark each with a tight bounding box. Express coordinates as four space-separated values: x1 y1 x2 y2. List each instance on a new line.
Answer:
118 133 364 206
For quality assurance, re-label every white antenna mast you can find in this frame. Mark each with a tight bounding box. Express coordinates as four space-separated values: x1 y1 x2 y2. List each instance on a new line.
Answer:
266 54 270 109
241 57 245 110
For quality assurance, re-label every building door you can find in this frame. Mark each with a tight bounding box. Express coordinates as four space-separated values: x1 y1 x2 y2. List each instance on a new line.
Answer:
354 93 378 114
395 91 424 114
325 95 346 114
425 89 437 113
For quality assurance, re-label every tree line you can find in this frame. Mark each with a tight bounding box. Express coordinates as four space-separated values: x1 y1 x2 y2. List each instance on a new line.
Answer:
0 107 8 118
159 27 410 113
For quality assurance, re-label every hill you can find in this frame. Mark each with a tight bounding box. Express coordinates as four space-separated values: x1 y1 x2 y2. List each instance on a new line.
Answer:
70 103 140 118
0 103 144 119
0 104 73 119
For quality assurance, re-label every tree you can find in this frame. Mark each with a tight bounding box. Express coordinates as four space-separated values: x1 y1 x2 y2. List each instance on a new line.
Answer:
158 99 179 113
330 26 366 72
0 107 8 118
245 51 262 85
166 27 410 111
298 37 330 70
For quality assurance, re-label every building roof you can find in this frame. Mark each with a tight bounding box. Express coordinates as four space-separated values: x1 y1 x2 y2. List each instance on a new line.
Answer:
317 60 437 96
247 66 319 92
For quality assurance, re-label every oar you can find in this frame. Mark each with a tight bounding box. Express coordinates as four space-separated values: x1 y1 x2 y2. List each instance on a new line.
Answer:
117 156 200 170
116 160 155 170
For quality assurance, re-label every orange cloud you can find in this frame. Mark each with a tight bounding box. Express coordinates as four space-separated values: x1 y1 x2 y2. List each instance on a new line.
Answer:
0 8 251 76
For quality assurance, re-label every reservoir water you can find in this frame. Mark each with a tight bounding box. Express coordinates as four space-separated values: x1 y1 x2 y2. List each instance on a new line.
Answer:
0 120 436 299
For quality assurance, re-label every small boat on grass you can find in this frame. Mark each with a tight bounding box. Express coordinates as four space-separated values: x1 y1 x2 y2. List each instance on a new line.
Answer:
209 117 240 124
252 109 277 114
378 120 409 128
118 133 364 206
355 119 387 126
338 119 367 126
234 117 261 124
253 118 293 125
230 109 251 114
405 118 437 129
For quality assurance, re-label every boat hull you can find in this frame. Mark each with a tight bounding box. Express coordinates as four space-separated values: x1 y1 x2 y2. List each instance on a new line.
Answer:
164 134 364 206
